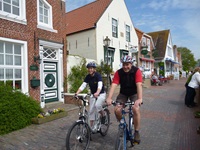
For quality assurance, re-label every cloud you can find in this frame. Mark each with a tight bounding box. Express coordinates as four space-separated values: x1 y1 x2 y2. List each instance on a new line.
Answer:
142 0 200 10
182 11 200 40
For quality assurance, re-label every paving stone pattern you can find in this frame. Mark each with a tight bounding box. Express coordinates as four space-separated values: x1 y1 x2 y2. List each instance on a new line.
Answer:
0 78 200 150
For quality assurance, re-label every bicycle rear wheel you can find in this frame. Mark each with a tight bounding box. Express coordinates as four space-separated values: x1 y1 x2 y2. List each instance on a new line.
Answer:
66 121 90 150
115 128 127 150
100 109 110 136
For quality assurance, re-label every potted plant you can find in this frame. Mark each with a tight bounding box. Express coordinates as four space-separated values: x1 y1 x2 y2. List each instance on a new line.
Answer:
32 108 67 124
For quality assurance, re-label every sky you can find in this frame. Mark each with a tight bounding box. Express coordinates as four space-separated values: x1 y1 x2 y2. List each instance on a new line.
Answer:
65 0 200 60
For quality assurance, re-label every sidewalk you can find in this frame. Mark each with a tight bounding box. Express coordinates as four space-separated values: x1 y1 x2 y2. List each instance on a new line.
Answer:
0 78 200 150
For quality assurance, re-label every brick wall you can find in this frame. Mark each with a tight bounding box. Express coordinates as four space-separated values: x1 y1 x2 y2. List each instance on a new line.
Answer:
0 0 67 101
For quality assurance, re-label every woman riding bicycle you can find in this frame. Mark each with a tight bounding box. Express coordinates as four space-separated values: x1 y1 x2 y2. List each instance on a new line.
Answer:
75 62 106 129
106 55 143 143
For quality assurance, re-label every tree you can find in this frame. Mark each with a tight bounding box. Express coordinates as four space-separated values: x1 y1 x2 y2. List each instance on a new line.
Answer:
196 59 200 67
177 47 196 71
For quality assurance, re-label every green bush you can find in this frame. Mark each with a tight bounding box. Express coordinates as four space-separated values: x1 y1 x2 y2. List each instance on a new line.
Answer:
0 84 42 135
67 58 88 93
67 59 113 93
96 60 113 76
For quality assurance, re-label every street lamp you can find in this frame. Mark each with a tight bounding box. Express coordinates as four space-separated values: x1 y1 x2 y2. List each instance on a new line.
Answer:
103 36 111 93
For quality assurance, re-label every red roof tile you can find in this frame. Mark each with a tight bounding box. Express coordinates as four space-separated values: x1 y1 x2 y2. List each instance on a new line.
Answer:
66 0 112 35
135 28 143 41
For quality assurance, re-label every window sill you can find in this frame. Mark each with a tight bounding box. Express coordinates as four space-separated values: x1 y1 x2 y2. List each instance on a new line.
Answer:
0 14 27 25
37 24 58 33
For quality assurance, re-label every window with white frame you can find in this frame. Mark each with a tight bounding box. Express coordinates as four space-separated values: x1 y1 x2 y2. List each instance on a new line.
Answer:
147 39 150 51
142 37 146 46
37 0 56 32
39 0 49 24
167 46 172 57
126 25 130 42
0 0 26 24
112 18 118 38
0 40 28 93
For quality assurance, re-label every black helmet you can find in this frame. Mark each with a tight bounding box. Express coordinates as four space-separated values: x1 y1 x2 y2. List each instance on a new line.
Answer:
86 62 97 68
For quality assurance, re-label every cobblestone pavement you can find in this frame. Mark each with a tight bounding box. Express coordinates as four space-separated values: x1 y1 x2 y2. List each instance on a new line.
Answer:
1 78 200 150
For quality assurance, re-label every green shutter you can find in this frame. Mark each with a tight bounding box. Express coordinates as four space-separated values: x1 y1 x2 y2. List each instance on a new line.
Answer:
112 50 114 62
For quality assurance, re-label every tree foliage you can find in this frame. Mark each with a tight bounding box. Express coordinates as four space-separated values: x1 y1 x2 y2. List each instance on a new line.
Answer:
67 58 88 93
96 60 113 76
196 59 200 67
177 47 196 71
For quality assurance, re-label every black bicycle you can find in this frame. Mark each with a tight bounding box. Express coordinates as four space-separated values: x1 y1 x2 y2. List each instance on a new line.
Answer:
112 100 141 150
66 94 110 150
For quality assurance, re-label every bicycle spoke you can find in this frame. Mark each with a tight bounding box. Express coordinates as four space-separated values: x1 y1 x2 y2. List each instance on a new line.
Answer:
100 109 110 136
115 128 126 150
66 122 90 150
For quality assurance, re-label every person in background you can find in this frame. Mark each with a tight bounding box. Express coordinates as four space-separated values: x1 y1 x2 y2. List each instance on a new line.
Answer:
106 55 143 144
186 67 200 107
184 70 194 106
151 73 162 85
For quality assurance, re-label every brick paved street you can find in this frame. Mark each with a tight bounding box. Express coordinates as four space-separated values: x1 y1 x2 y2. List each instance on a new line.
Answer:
0 78 200 150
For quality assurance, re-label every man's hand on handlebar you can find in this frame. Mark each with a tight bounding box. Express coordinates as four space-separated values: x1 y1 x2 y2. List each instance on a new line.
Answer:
134 99 143 107
106 98 113 106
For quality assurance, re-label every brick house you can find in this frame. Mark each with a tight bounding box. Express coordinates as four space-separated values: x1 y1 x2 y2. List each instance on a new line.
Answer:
0 0 67 107
66 0 138 72
135 28 155 78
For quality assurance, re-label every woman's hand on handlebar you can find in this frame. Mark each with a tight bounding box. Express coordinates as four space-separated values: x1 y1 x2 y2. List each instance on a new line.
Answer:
93 92 99 98
74 93 78 99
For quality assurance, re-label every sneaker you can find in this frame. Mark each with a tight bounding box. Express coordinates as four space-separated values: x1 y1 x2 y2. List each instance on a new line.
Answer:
101 116 106 124
134 131 141 144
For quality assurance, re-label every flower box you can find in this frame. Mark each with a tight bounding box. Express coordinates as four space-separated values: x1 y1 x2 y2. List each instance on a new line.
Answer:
32 111 68 124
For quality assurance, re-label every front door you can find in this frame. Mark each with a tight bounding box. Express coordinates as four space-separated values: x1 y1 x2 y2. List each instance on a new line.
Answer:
43 61 58 103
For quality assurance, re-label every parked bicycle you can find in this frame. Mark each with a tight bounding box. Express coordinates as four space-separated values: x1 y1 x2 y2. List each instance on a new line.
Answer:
66 94 110 150
112 100 142 150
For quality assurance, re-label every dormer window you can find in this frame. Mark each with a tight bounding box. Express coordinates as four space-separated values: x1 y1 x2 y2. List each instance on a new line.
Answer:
37 0 57 33
0 0 26 24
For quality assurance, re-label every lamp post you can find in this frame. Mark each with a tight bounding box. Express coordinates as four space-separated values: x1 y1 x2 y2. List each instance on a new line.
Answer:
103 36 111 93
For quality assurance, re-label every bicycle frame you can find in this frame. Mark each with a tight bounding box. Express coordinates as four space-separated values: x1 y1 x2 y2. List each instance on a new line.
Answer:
75 94 108 133
117 101 135 149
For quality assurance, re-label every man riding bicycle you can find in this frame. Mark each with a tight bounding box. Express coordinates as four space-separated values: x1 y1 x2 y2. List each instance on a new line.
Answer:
75 62 106 130
106 55 143 143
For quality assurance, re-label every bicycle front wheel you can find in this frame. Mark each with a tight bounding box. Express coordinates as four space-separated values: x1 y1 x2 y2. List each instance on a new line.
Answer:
66 121 90 150
115 128 127 150
100 108 110 136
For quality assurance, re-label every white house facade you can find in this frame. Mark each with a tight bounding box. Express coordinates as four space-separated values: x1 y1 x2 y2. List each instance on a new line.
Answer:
66 0 138 72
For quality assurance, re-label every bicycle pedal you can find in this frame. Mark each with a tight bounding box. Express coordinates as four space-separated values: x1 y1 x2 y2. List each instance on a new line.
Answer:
133 141 140 145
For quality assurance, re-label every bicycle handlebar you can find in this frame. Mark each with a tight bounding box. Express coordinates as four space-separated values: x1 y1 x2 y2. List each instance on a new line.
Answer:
112 101 143 107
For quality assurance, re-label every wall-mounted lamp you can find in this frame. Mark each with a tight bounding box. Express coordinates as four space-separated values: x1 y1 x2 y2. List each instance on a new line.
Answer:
34 55 41 64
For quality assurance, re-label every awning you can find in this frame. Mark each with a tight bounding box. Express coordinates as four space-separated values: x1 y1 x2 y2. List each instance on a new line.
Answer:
139 57 155 62
165 58 179 64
